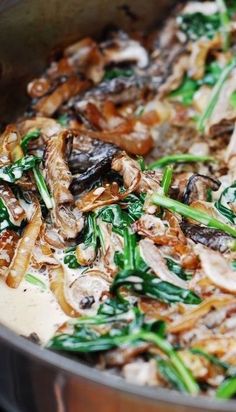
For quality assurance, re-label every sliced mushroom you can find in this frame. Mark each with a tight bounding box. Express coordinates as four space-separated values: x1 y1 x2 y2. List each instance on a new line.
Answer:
181 222 234 252
45 130 74 205
18 117 62 142
69 274 109 313
196 245 236 293
74 75 156 107
102 32 149 68
183 174 221 205
68 132 119 194
139 238 187 288
112 152 161 193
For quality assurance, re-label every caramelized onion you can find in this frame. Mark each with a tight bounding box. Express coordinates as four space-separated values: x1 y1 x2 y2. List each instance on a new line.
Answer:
34 77 91 117
168 295 236 333
0 230 19 273
6 203 42 288
49 265 81 317
74 125 153 156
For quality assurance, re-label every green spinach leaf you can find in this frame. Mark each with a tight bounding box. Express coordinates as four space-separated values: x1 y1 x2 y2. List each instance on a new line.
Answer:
215 182 236 224
111 269 201 305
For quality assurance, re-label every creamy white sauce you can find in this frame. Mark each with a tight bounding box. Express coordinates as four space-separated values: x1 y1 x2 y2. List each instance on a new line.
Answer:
0 274 68 344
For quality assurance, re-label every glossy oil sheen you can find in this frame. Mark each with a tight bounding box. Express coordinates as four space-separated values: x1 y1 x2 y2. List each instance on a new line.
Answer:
0 1 236 411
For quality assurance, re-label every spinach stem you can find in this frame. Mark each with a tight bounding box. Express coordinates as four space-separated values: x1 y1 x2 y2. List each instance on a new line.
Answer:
33 165 53 209
216 0 230 50
140 331 199 395
151 193 236 238
161 166 173 196
148 154 214 170
216 376 236 399
197 58 236 133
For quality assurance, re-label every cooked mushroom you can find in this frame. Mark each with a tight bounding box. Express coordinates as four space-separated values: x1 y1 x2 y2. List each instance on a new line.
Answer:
183 174 221 205
181 222 235 252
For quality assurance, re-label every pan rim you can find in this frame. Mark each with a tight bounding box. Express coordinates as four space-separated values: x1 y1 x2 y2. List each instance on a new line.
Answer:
0 323 235 411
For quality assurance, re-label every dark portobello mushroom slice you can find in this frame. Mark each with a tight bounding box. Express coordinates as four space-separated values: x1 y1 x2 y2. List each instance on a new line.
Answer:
183 174 221 205
181 222 234 253
71 75 159 108
69 133 119 194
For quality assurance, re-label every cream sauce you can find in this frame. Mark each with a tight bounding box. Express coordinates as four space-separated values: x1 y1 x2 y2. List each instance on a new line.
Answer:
0 274 68 344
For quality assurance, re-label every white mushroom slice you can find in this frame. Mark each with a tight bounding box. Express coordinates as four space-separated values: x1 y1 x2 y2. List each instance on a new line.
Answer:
196 245 236 293
69 275 109 313
103 39 149 69
139 238 187 288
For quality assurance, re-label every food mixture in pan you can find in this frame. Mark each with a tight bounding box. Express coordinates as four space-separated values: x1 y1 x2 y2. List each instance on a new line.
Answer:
2 0 236 399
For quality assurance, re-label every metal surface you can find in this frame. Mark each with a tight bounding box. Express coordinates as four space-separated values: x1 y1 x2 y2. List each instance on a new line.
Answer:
0 1 235 411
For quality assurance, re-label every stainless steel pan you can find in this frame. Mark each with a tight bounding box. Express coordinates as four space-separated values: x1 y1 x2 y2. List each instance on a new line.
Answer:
0 1 235 411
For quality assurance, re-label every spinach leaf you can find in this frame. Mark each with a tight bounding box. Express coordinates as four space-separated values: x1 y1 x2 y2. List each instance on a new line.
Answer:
178 13 221 41
198 58 236 132
111 269 201 305
136 156 146 171
33 165 53 210
21 129 41 153
0 155 41 183
199 61 222 87
97 298 130 317
121 193 145 221
190 348 228 370
215 182 236 224
20 132 53 210
98 204 132 235
216 376 236 399
57 114 69 127
230 91 236 108
83 213 99 248
64 213 101 269
157 358 188 392
0 198 17 232
161 166 173 196
231 260 236 270
64 251 80 269
169 77 198 106
49 306 199 394
103 67 134 81
135 245 149 272
165 258 191 281
25 273 46 290
170 62 222 106
152 192 236 238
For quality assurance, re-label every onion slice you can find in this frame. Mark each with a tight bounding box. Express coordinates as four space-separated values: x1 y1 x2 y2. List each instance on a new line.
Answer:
6 203 42 288
168 295 236 333
49 265 81 317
